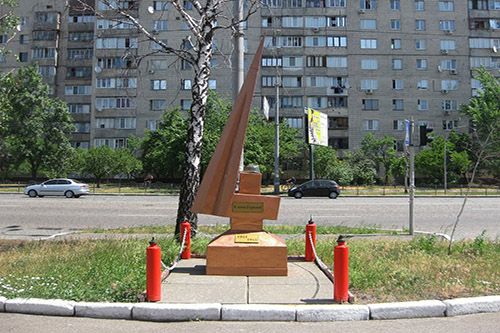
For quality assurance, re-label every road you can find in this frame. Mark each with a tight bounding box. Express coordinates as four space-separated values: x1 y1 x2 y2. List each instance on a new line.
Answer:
2 312 500 333
0 194 498 240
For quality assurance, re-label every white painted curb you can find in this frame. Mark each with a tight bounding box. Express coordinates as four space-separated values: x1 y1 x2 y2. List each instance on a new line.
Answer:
221 304 296 321
296 304 370 321
444 296 500 316
132 303 221 322
369 300 446 320
5 298 75 316
0 296 6 312
75 302 133 319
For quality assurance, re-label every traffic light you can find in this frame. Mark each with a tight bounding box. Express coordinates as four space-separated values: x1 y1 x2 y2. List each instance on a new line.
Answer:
419 125 434 146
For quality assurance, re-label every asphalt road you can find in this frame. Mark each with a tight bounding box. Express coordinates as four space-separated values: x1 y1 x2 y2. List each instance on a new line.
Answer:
2 312 500 333
0 193 499 240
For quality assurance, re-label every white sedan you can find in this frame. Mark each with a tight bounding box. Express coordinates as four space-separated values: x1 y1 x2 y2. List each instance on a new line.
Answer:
24 179 90 198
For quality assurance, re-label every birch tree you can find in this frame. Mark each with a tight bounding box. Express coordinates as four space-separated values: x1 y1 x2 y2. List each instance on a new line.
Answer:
77 0 258 233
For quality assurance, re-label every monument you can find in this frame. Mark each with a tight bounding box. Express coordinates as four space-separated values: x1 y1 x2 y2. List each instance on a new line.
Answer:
190 35 287 276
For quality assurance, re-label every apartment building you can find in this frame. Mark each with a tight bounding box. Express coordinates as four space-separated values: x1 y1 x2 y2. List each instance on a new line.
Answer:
1 0 499 154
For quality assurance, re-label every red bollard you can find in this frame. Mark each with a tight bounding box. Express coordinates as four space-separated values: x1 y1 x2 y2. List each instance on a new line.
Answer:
180 220 191 259
305 218 316 262
334 235 349 303
146 237 161 302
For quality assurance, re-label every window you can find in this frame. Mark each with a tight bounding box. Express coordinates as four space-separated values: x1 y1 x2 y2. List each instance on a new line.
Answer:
361 79 378 90
66 67 91 78
363 119 379 130
96 97 135 110
281 96 303 108
440 20 455 31
181 99 191 110
390 0 400 10
360 20 377 30
440 40 456 51
305 17 324 28
418 99 429 111
32 48 56 59
391 39 401 49
153 1 169 10
490 0 500 9
417 80 429 90
39 66 56 77
415 20 426 31
69 13 94 23
441 80 458 90
329 137 349 149
327 56 347 67
307 56 325 67
439 1 454 11
115 118 136 129
328 16 346 27
151 99 167 111
262 57 282 67
286 118 303 129
33 31 57 40
148 120 162 131
392 59 402 70
362 99 379 110
96 38 138 49
65 85 91 95
282 77 302 87
95 118 114 129
443 120 458 131
442 100 458 111
19 35 28 44
391 20 401 30
441 59 457 70
328 96 348 107
329 117 348 129
469 0 487 9
94 138 127 149
360 0 376 10
306 36 326 47
284 56 303 68
306 0 324 7
392 80 403 90
416 40 426 50
152 20 168 31
361 59 378 69
68 104 90 114
327 36 347 47
392 99 404 110
307 97 328 108
262 76 277 87
152 39 168 50
181 79 192 90
414 1 425 10
69 31 94 41
35 12 58 23
151 79 167 90
328 0 346 7
73 122 91 133
361 39 377 49
393 120 405 131
416 59 427 70
68 49 93 59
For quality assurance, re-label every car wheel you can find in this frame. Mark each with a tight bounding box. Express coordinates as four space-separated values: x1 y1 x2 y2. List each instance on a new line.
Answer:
329 191 338 199
294 191 303 199
28 190 37 198
65 191 75 198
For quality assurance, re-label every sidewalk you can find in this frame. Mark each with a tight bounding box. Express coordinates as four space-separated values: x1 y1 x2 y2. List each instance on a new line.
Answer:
161 258 334 304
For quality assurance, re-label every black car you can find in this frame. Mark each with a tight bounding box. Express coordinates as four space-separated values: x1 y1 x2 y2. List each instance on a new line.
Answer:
288 180 340 199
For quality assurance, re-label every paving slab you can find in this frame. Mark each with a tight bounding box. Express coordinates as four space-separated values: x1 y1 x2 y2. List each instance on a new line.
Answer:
160 258 335 305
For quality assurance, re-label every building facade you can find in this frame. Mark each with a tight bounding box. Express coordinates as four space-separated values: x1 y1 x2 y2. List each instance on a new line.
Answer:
1 0 499 153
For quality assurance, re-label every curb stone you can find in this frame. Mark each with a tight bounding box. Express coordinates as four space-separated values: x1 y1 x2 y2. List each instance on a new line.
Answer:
0 296 6 312
132 303 221 322
75 302 133 320
0 296 499 322
296 304 370 322
369 300 446 320
444 296 500 316
5 298 75 316
221 304 296 321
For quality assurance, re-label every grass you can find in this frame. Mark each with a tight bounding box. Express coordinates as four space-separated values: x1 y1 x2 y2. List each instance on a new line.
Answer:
0 231 498 304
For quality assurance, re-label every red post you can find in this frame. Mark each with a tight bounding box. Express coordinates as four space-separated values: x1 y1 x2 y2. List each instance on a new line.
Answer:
180 220 191 259
334 235 349 303
305 218 316 262
146 238 161 302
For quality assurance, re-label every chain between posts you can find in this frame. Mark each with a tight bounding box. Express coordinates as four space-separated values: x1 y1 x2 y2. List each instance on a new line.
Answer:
162 227 188 272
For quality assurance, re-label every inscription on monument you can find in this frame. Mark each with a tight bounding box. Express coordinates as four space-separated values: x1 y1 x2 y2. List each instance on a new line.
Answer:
232 202 264 213
235 233 260 243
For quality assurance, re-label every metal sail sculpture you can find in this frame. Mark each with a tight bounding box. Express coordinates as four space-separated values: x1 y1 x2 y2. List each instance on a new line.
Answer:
191 35 266 218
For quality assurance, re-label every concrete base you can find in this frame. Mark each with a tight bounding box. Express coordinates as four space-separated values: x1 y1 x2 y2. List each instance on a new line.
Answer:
206 230 287 276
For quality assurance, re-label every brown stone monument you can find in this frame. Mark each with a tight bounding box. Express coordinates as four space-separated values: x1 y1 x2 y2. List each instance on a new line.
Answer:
190 34 287 276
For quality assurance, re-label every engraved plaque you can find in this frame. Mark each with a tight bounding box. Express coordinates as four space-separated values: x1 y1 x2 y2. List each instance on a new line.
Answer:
234 233 260 243
232 202 264 213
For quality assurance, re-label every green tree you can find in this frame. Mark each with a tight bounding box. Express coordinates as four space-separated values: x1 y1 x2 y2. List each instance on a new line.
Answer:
360 133 401 185
0 0 19 56
112 147 142 180
313 145 353 185
0 65 74 179
344 151 377 185
141 109 187 179
80 146 115 187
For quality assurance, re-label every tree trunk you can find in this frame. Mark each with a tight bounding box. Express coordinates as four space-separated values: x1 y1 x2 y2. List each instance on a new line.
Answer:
175 49 212 236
